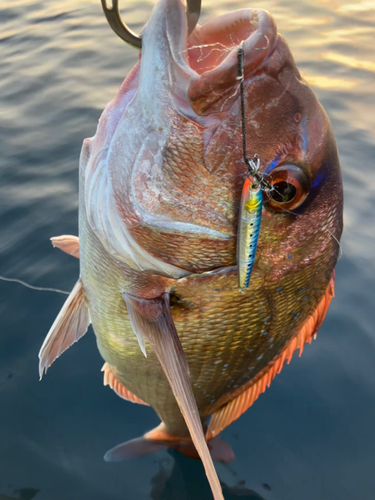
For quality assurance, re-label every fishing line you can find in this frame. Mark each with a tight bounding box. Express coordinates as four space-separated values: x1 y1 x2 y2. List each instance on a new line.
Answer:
184 42 230 63
0 276 70 295
238 44 248 165
237 43 274 291
237 43 273 193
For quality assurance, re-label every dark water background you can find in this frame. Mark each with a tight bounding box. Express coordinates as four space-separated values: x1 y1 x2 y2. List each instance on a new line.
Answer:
1 1 374 499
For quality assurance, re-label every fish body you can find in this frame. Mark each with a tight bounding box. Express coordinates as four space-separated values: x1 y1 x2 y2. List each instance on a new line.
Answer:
237 178 263 291
40 0 343 498
77 0 342 433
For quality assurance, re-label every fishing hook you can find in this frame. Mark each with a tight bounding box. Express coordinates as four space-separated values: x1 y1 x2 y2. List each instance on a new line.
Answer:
101 0 202 49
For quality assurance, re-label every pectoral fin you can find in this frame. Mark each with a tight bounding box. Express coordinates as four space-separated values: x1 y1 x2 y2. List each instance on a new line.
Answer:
50 235 80 258
123 292 224 500
39 279 90 378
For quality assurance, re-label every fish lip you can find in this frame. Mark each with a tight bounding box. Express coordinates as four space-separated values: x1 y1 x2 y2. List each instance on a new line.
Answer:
185 9 276 73
149 2 278 116
186 9 278 115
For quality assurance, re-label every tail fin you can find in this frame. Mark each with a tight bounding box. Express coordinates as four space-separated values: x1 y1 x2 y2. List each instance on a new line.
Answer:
104 424 235 464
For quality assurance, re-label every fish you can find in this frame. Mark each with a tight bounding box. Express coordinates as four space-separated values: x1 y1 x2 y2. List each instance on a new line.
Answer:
39 0 343 499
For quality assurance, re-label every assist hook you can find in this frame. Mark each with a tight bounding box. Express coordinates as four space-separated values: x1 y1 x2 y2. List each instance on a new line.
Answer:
101 0 201 49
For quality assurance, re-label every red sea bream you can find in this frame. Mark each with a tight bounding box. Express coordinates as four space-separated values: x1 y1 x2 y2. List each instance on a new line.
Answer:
39 1 343 499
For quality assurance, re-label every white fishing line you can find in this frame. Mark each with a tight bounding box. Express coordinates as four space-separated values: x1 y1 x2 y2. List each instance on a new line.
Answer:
0 276 69 295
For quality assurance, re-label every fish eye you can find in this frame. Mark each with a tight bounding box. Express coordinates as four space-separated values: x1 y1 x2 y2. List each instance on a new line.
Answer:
264 164 310 212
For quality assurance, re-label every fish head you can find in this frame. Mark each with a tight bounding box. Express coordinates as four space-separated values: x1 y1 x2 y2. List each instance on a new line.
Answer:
84 0 343 281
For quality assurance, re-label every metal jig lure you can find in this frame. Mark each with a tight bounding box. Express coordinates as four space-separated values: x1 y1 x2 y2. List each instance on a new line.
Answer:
237 159 264 292
237 45 273 292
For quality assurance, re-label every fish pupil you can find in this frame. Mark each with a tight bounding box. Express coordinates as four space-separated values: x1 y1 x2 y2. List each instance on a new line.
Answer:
272 181 296 203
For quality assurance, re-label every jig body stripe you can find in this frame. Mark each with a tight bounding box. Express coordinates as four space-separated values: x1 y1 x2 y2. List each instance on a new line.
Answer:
237 178 263 291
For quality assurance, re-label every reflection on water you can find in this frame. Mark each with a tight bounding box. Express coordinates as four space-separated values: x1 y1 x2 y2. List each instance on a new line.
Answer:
0 488 39 500
150 451 266 500
0 1 375 499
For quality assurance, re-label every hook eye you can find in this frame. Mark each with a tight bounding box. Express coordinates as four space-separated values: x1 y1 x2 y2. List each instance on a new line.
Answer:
101 0 201 50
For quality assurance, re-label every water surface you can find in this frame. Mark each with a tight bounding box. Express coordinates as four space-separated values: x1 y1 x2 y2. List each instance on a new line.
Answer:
1 1 375 499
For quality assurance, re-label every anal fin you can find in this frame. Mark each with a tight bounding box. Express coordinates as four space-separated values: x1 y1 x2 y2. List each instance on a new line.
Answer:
123 292 224 500
102 362 148 406
50 235 80 258
39 279 89 378
207 272 335 439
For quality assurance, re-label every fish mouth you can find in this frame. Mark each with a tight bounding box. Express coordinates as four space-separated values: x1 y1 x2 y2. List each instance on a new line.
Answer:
186 8 277 113
141 0 277 116
187 10 274 75
186 8 277 115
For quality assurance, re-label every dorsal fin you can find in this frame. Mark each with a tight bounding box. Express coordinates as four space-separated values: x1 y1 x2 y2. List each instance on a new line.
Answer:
206 272 335 440
50 235 80 258
39 279 90 379
102 362 148 405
